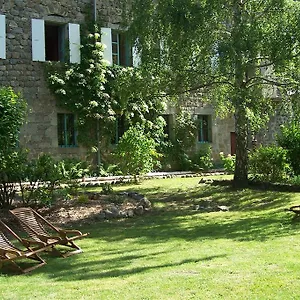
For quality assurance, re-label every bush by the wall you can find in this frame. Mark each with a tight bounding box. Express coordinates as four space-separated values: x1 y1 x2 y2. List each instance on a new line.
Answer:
115 124 160 179
248 145 291 182
219 152 236 173
277 123 300 176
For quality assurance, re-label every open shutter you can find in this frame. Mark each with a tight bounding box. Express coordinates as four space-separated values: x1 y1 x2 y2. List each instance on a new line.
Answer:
0 15 6 59
69 23 81 64
32 19 45 61
132 42 141 67
101 27 112 66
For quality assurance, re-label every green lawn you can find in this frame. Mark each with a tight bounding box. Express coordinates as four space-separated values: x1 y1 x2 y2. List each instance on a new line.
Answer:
1 176 300 300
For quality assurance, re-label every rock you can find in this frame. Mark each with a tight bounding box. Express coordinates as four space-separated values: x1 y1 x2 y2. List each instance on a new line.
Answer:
138 198 151 209
217 205 230 212
127 192 144 201
127 209 134 217
134 206 144 216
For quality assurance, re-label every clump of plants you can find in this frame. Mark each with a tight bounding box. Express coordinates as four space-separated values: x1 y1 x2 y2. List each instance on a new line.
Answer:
219 152 236 173
115 124 160 181
277 122 300 176
0 87 27 208
248 145 291 182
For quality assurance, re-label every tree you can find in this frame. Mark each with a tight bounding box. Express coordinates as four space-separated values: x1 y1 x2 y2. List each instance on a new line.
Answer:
122 0 300 186
0 87 27 207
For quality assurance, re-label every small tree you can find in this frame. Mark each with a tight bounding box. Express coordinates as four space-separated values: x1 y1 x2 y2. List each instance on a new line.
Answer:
0 87 27 208
115 124 160 181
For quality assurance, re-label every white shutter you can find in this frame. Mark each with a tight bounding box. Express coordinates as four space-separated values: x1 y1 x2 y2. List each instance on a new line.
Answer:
101 27 112 66
0 15 6 59
32 19 45 62
69 23 81 64
132 43 141 67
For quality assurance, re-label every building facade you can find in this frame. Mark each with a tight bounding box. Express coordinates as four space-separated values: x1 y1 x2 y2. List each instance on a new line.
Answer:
0 0 235 163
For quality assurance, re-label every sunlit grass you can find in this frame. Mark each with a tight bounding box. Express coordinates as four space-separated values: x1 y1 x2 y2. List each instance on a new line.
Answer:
1 175 300 299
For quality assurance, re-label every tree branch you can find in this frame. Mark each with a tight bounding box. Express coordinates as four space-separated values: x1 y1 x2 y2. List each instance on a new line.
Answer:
246 76 294 88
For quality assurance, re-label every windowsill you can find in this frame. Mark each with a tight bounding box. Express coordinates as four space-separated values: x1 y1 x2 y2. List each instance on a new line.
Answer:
198 141 212 144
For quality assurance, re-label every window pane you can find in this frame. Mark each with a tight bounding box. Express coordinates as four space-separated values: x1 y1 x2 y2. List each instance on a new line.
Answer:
198 115 211 143
57 114 65 146
112 54 118 65
112 32 118 43
112 43 118 54
57 113 76 147
66 114 75 146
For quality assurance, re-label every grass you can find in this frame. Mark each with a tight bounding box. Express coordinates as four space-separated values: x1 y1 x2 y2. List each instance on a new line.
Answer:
1 175 300 299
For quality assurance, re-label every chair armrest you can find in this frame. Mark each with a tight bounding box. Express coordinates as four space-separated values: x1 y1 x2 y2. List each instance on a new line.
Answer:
21 238 46 248
37 234 62 243
4 249 23 257
57 228 84 237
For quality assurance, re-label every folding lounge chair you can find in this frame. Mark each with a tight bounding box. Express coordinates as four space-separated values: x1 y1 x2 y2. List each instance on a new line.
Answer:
0 220 48 274
10 207 88 257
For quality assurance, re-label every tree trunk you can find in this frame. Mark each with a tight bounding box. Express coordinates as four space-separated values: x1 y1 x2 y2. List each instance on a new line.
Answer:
232 1 249 187
233 104 249 187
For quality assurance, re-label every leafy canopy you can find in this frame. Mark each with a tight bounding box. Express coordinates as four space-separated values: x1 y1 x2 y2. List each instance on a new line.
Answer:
122 0 300 185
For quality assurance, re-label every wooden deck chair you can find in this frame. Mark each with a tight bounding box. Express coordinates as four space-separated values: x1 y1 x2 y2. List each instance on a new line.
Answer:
0 220 48 274
10 207 88 257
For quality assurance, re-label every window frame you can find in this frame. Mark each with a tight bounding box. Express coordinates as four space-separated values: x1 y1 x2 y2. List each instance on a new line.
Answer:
31 19 80 63
57 113 77 148
197 115 212 143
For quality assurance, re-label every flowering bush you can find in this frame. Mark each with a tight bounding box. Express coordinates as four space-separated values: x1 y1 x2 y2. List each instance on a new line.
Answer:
219 152 235 173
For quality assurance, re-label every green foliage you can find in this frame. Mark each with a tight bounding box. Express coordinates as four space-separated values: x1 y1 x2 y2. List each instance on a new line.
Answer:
0 150 27 208
77 194 89 203
277 123 300 176
248 145 291 182
191 145 213 171
0 87 27 208
123 0 300 185
101 182 114 194
220 152 236 173
20 154 91 207
115 124 160 176
46 23 168 155
161 111 197 171
0 87 27 150
46 25 114 148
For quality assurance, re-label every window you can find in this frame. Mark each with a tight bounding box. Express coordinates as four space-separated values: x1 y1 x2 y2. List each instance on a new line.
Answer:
111 31 132 66
57 113 77 147
101 27 140 67
32 19 80 63
197 115 212 143
112 115 128 144
0 14 6 59
45 24 65 62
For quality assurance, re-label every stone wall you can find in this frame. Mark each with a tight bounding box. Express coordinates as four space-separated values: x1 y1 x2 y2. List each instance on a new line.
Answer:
0 0 234 163
0 0 122 159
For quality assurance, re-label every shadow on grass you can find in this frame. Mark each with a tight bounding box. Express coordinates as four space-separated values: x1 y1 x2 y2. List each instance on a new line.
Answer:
33 253 226 281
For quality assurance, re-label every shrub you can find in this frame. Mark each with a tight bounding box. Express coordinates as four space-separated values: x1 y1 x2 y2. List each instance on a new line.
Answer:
219 152 236 173
248 145 291 182
0 87 27 208
192 146 213 171
277 123 300 175
115 124 160 179
20 155 91 206
0 150 28 208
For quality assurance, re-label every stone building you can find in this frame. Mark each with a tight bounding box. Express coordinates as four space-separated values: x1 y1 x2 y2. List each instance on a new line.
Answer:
0 0 235 164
